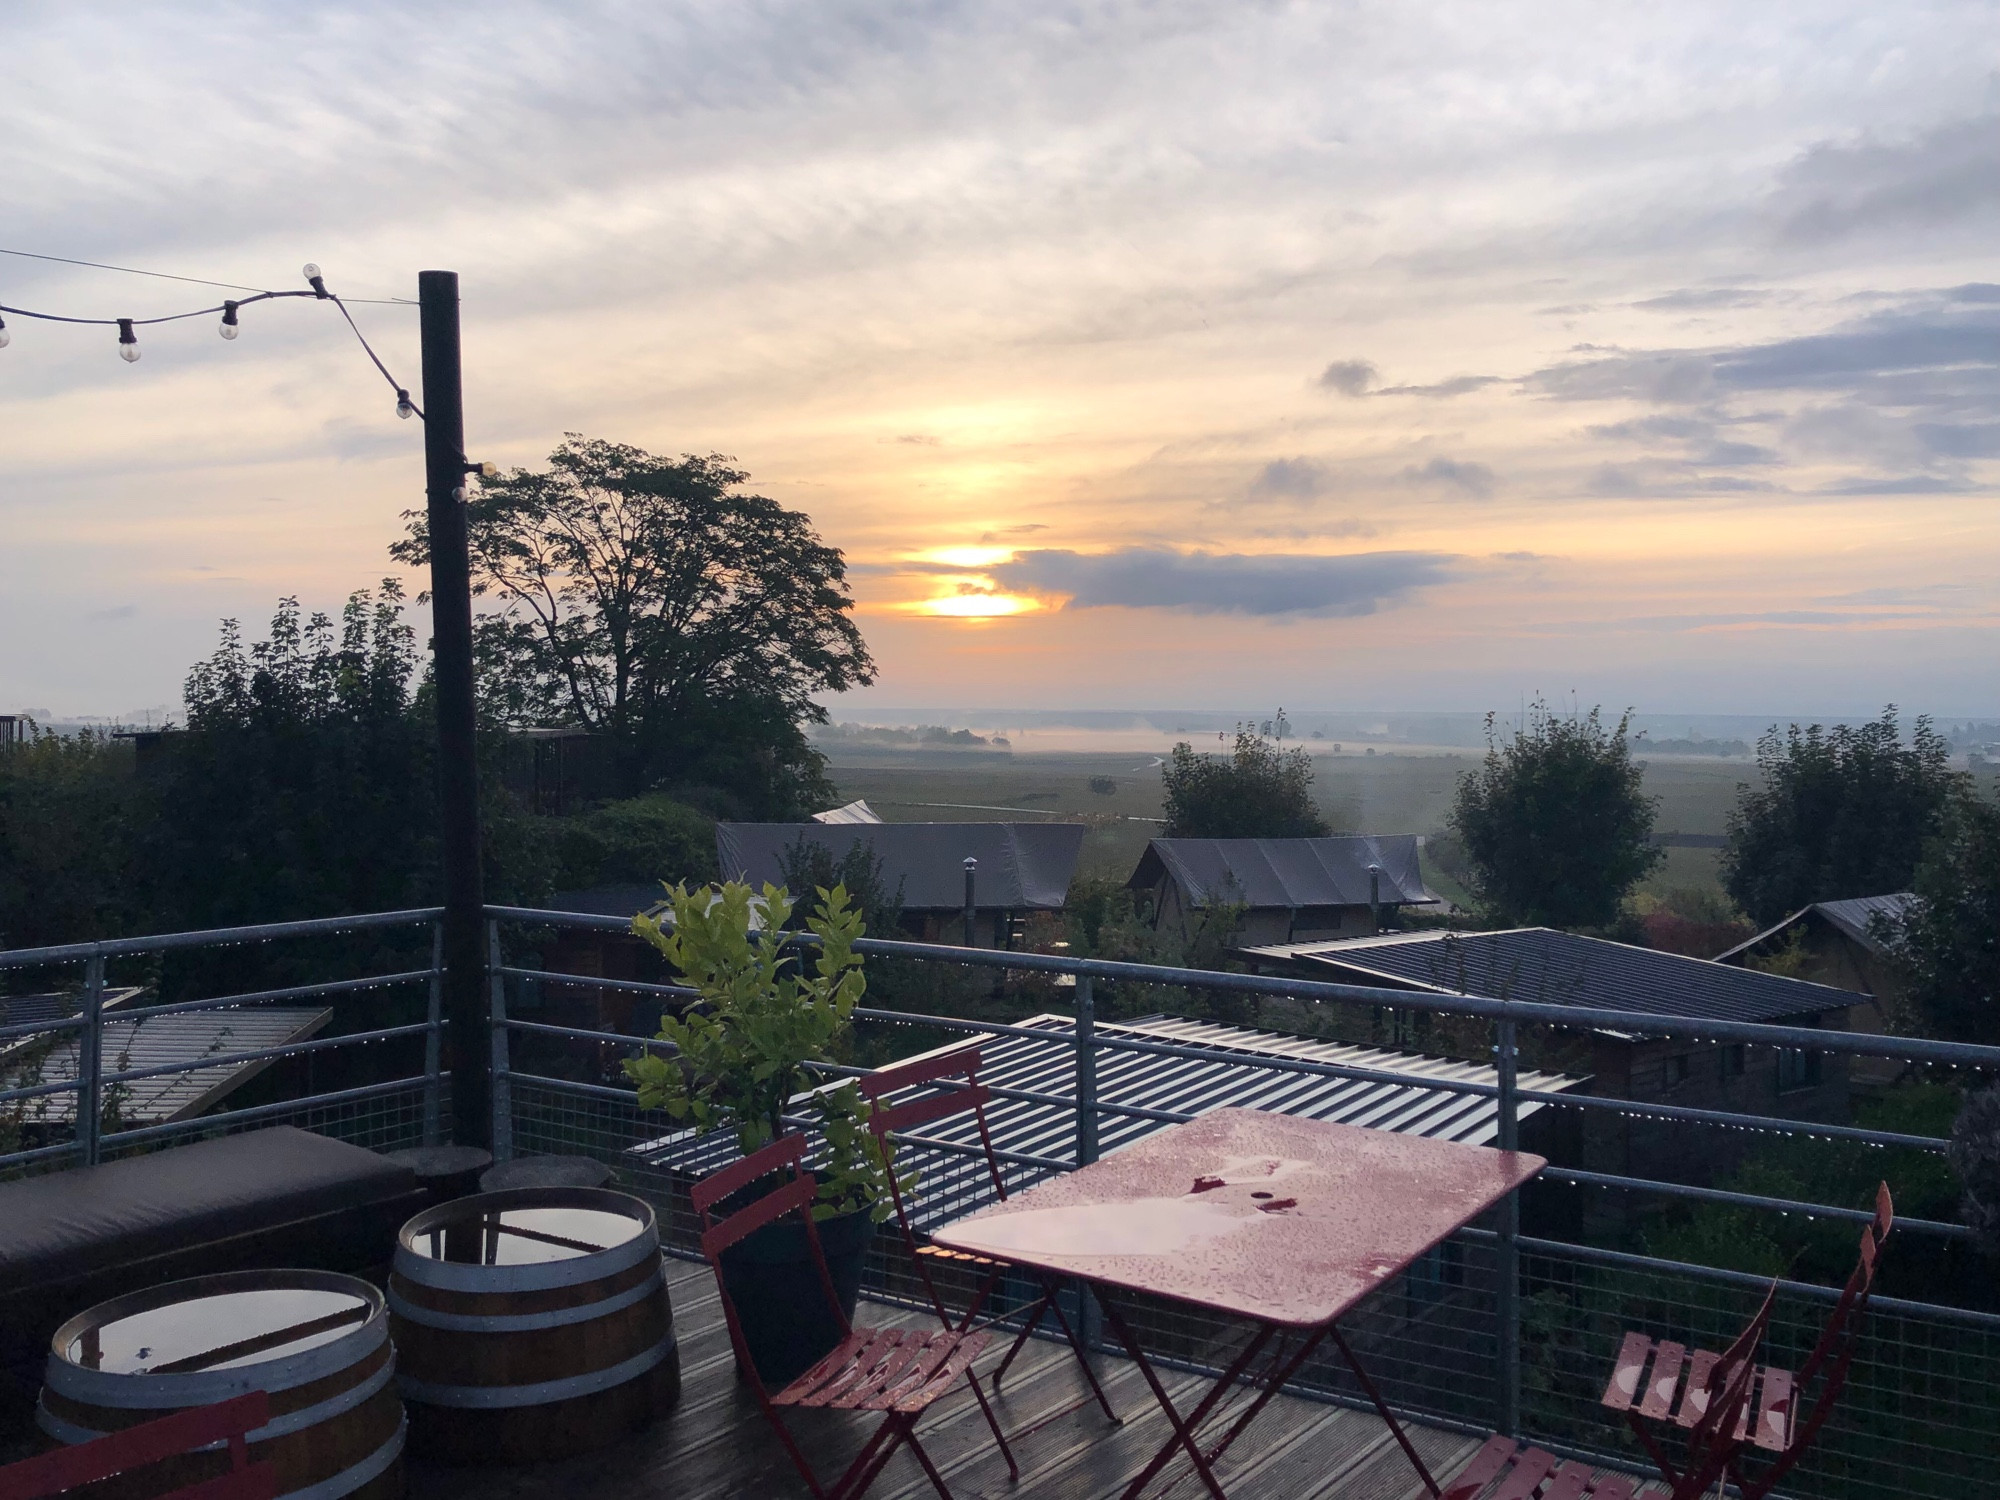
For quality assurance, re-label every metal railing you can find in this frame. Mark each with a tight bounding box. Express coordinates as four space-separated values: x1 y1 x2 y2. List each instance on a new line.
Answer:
486 904 2000 1500
4 902 1996 1500
0 908 447 1171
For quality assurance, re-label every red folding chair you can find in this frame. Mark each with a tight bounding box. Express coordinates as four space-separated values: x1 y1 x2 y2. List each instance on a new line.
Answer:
692 1132 1006 1500
859 1045 1120 1433
1599 1182 1894 1500
1 1390 276 1500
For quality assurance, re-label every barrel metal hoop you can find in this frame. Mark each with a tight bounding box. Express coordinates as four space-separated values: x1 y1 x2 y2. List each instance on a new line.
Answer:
42 1317 390 1408
397 1329 676 1409
392 1225 658 1293
389 1267 663 1334
35 1355 396 1448
275 1413 405 1500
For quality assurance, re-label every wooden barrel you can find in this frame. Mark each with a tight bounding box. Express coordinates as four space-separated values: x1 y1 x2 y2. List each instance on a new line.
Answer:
38 1269 404 1500
388 1186 679 1465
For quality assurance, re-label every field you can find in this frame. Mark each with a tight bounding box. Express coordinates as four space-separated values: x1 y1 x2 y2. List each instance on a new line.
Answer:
825 746 1754 904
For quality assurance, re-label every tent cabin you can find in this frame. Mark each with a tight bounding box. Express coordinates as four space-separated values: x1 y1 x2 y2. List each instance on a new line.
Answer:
716 821 1087 946
1128 835 1437 946
1716 893 1914 1084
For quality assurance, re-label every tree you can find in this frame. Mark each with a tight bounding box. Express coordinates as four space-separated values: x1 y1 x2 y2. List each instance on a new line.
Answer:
1721 707 1964 926
391 435 874 818
1450 701 1660 929
1161 726 1328 838
1886 798 2000 1043
157 584 442 928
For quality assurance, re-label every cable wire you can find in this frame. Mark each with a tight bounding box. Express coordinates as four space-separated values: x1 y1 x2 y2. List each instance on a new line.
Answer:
0 264 424 421
0 246 415 305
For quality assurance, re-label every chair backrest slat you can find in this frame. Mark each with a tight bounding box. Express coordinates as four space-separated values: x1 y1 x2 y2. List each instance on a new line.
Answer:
2 1392 271 1498
870 1081 993 1137
700 1174 818 1258
861 1045 985 1099
692 1133 805 1214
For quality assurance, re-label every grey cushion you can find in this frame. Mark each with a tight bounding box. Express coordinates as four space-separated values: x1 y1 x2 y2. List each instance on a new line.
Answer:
0 1126 419 1292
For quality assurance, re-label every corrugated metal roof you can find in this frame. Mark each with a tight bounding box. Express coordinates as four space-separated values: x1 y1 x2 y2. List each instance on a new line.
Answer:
6 1007 331 1124
1130 836 1435 911
716 822 1086 911
630 1012 1585 1229
1247 928 1855 1024
0 988 141 1030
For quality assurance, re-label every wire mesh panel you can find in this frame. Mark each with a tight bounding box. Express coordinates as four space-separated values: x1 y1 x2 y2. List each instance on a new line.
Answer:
1517 1243 2000 1500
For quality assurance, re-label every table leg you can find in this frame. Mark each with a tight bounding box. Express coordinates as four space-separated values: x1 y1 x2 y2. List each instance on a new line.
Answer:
1097 1293 1274 1500
1326 1322 1441 1498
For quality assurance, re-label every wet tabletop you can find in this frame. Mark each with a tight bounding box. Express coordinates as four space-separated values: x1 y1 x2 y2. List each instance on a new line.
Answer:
932 1108 1544 1328
409 1204 639 1265
68 1287 371 1374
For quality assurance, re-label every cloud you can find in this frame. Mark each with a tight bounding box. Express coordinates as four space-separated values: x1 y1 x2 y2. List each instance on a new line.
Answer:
1399 456 1495 497
989 547 1457 617
1584 462 1783 499
1376 374 1504 398
1248 457 1332 500
1632 289 1772 312
1773 113 2000 244
1317 359 1377 396
88 604 139 621
1814 474 1976 496
893 434 941 445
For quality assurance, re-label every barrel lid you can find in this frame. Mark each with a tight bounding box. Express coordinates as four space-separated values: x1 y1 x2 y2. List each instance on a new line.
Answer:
394 1186 659 1292
46 1271 388 1406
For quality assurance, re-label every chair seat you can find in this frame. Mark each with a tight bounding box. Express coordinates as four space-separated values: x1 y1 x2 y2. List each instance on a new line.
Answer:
777 1325 994 1415
1444 1436 1644 1500
1601 1331 1796 1453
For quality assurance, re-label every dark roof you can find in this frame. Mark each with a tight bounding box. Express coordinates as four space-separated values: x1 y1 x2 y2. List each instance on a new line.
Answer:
1245 927 1855 1024
1717 893 1915 964
715 822 1086 911
1129 836 1434 910
629 1012 1587 1229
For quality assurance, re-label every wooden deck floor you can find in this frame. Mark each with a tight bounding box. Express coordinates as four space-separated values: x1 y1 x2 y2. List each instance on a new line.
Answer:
408 1259 1652 1500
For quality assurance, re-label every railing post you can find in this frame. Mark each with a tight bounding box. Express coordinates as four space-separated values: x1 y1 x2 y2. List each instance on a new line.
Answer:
1495 1011 1521 1437
422 923 445 1146
488 920 513 1163
1074 973 1099 1168
1073 970 1101 1352
76 952 105 1166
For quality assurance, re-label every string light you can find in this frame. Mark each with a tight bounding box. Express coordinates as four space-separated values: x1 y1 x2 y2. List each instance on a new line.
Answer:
0 259 419 420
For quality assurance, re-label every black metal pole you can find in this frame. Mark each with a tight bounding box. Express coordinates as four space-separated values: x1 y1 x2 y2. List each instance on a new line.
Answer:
419 269 490 1150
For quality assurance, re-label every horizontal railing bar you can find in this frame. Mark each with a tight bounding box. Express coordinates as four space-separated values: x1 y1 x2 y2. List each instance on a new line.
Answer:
84 1023 431 1091
486 905 2000 1066
501 1004 1958 1162
0 908 443 970
0 1014 87 1043
1515 1233 2000 1332
100 1077 432 1148
1515 1085 1950 1153
496 965 698 1000
799 1056 1199 1132
1542 1166 1974 1240
503 1016 675 1049
0 1138 90 1172
111 970 437 1026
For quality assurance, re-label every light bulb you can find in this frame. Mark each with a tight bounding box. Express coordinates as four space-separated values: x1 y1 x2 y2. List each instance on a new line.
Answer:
117 318 140 362
0 319 10 349
119 342 141 363
220 301 239 340
301 263 322 281
395 390 415 420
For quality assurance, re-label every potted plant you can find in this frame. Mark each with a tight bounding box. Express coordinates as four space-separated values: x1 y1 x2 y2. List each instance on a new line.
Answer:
625 879 905 1386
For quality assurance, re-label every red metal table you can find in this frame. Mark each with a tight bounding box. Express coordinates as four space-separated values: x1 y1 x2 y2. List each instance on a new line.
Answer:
930 1107 1545 1500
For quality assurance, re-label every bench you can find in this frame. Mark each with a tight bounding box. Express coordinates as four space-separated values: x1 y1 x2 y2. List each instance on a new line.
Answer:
0 1127 426 1420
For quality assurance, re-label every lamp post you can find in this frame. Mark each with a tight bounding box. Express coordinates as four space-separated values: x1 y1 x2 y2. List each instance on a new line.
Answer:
418 269 490 1150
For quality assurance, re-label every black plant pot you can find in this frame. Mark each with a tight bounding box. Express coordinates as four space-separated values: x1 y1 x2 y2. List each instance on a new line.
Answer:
717 1204 874 1389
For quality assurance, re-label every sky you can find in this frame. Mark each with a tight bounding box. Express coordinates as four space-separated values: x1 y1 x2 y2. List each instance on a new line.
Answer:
3 1 1999 722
